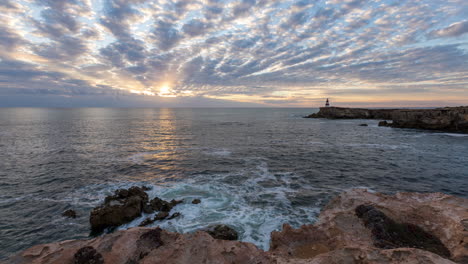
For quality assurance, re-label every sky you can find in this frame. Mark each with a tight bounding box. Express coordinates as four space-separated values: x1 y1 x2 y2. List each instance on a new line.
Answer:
0 0 467 107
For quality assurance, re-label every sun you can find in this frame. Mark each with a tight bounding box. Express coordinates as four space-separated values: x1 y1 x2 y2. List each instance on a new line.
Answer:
158 84 177 97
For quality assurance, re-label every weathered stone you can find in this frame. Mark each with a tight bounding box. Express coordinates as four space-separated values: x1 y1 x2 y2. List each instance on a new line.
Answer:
149 197 172 212
8 189 467 264
167 212 180 220
355 204 450 257
203 224 238 240
155 211 169 220
62 209 77 218
379 120 389 126
306 106 468 133
90 186 149 234
73 246 103 264
139 218 155 227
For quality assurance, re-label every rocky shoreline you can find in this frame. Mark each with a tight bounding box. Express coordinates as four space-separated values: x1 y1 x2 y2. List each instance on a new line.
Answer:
4 188 467 264
305 106 468 133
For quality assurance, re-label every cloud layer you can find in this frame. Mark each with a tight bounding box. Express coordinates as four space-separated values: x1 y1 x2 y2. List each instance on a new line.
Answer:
1 0 467 107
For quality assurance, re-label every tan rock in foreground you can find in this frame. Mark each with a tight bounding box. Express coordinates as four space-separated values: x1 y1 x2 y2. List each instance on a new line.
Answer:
5 189 468 264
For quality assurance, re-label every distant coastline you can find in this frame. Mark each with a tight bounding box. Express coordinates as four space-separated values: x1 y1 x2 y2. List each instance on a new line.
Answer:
305 106 468 133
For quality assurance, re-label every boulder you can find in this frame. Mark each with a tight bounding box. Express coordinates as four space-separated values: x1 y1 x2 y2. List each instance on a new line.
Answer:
90 186 149 234
192 199 201 204
359 123 368 126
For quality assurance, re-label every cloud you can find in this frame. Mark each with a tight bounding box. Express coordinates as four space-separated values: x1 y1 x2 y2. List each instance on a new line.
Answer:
1 0 467 107
430 20 468 38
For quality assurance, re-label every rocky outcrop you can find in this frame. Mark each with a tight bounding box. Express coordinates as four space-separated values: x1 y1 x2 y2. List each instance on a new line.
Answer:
306 106 468 133
391 107 468 133
89 186 150 234
6 189 468 264
89 187 183 234
305 107 397 120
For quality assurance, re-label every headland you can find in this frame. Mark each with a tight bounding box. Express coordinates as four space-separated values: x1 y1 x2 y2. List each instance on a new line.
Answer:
305 106 468 133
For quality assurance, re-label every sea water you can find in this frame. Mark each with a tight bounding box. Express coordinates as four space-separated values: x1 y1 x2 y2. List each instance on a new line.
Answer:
0 108 467 259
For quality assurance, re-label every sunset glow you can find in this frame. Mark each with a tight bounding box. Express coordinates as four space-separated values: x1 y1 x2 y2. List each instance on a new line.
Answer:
0 0 467 107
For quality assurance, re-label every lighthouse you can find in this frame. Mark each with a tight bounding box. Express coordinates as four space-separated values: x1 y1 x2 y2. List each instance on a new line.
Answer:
325 98 330 107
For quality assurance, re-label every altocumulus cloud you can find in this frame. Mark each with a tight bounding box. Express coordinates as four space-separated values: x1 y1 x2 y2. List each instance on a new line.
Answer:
0 0 467 107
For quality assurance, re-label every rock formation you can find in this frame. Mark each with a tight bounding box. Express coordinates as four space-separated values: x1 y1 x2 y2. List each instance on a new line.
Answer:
306 106 468 133
89 187 182 234
5 189 468 264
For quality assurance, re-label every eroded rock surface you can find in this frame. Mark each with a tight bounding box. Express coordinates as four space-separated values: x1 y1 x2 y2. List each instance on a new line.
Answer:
6 189 468 264
306 106 468 133
90 186 149 234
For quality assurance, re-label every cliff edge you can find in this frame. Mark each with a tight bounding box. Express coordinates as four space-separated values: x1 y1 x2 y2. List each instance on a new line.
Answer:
5 189 468 264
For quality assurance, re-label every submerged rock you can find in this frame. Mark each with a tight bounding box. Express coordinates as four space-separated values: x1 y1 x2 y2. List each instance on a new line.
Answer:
379 120 390 126
9 189 468 264
359 123 368 126
192 198 201 204
203 224 238 240
62 209 77 218
167 212 181 220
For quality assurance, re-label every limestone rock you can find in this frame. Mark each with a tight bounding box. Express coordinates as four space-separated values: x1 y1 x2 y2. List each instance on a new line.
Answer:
7 189 467 264
202 224 238 240
90 186 149 234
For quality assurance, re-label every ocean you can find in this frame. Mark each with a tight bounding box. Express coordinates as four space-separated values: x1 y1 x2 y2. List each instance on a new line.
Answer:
0 108 467 259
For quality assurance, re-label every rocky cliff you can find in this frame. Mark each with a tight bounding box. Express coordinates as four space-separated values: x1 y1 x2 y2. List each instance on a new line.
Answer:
5 189 468 264
391 107 468 132
306 106 468 133
306 107 397 120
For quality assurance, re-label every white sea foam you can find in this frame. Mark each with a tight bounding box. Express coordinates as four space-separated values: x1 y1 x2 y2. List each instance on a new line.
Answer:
344 143 413 150
203 148 232 157
114 160 320 250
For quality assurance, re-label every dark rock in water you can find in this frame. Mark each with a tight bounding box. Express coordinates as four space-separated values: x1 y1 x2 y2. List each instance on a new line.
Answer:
73 246 104 264
203 225 238 240
378 121 389 127
150 197 172 212
192 199 201 204
168 212 181 220
139 217 155 227
139 211 170 227
62 209 77 218
142 203 154 214
355 204 450 258
155 211 169 220
170 199 183 206
90 186 149 234
359 124 368 126
141 185 152 191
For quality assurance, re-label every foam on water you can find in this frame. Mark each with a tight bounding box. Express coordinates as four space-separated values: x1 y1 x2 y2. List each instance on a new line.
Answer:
203 148 232 157
114 161 320 250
